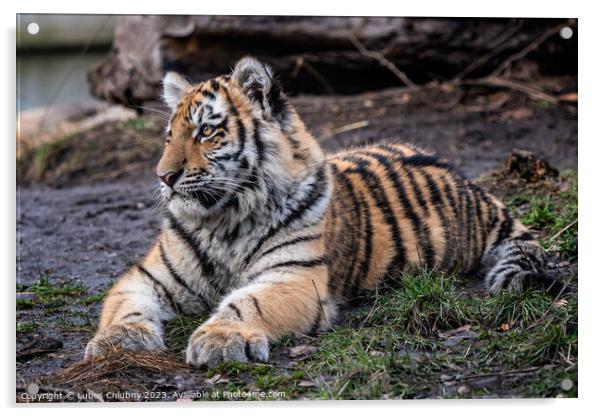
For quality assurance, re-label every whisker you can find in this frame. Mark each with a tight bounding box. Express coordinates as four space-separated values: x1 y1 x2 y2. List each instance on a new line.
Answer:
128 104 171 118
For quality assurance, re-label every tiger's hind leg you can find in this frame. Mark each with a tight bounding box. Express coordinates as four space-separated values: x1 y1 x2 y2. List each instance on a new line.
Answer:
481 239 565 295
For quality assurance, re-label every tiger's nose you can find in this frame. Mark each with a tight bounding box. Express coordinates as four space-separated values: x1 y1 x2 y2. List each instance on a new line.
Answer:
158 169 183 188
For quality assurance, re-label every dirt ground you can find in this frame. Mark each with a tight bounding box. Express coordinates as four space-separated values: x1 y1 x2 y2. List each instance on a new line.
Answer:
16 81 578 400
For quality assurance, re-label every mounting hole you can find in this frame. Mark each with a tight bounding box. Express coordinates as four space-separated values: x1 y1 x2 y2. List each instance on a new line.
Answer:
26 22 40 35
559 26 573 40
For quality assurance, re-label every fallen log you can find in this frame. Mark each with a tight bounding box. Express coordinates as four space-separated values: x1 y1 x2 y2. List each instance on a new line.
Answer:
88 16 576 106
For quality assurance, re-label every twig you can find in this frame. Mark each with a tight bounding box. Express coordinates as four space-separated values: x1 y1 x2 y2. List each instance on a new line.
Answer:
452 21 525 82
463 76 558 104
488 22 569 79
291 56 336 95
359 284 379 329
548 219 577 242
446 365 546 383
331 120 369 135
348 33 418 88
312 279 333 330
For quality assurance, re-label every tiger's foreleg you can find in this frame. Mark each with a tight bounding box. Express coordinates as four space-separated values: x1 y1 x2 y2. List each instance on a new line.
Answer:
185 265 334 367
84 243 188 358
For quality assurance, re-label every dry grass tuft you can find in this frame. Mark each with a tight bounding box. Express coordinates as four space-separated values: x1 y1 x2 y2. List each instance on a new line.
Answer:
51 350 190 387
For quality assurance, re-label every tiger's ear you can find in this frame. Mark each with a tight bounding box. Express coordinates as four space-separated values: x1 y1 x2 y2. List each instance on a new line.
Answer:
231 56 289 122
162 72 191 112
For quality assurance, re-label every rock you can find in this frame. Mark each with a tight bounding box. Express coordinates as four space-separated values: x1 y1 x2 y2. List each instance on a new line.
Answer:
288 344 318 358
16 292 38 302
438 325 479 347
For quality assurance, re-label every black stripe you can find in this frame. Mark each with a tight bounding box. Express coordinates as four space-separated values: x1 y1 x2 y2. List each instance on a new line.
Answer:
166 213 216 277
242 164 328 268
439 174 461 268
228 303 243 320
232 118 247 161
461 181 475 266
248 256 330 281
223 89 246 161
494 208 514 246
308 306 322 335
342 155 406 277
166 214 229 296
159 242 212 311
403 153 451 170
244 341 253 361
499 269 521 290
515 232 535 241
135 263 179 314
223 223 241 245
469 184 487 257
252 118 265 168
349 189 373 298
201 90 216 99
403 166 429 215
421 169 454 268
259 234 321 258
330 163 362 298
364 151 435 269
250 295 264 319
121 311 142 320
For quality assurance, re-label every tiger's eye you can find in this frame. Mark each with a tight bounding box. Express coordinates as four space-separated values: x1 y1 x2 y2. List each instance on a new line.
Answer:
201 124 215 137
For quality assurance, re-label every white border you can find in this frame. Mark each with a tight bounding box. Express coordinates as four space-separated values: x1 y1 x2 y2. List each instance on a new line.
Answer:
3 1 600 414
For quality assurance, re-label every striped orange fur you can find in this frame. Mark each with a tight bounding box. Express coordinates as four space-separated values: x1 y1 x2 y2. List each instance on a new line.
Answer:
85 57 557 367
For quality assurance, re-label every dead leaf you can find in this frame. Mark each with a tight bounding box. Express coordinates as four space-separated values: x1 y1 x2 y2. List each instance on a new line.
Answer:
206 373 229 385
554 299 569 307
558 92 578 102
438 325 478 347
498 323 511 332
500 107 534 121
298 380 316 387
288 344 318 358
487 91 511 109
438 325 472 339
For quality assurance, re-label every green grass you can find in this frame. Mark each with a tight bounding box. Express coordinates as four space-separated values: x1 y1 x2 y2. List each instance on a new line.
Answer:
165 314 207 354
17 321 39 334
18 135 75 183
366 270 473 336
16 274 105 333
160 269 576 400
509 170 578 261
17 274 86 311
120 117 154 133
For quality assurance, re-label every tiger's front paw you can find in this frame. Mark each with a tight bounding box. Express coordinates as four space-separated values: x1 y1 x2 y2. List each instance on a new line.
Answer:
84 322 165 359
185 320 269 368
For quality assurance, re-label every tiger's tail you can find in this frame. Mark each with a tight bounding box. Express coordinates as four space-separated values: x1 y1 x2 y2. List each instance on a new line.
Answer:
481 236 566 296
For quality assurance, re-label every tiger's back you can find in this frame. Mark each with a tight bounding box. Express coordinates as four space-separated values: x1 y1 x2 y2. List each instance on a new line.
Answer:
325 142 536 299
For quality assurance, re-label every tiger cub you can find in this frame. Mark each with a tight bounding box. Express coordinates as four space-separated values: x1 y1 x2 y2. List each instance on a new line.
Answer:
85 57 557 367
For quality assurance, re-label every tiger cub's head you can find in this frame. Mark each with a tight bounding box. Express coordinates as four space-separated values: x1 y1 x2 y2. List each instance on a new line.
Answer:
157 57 325 222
